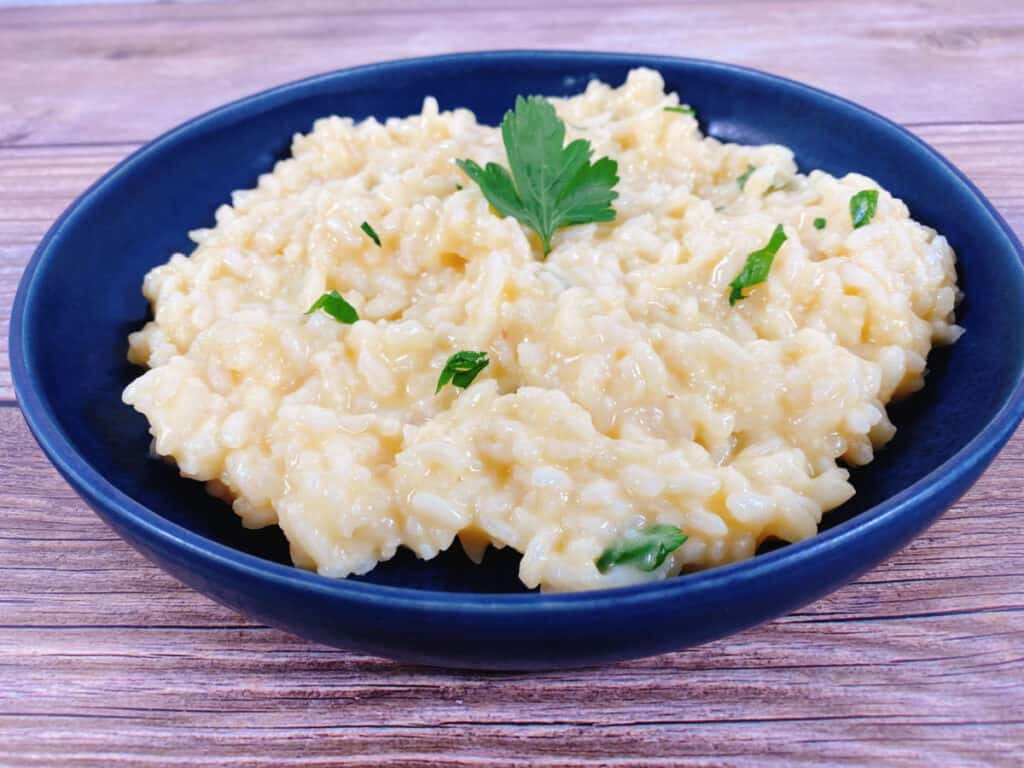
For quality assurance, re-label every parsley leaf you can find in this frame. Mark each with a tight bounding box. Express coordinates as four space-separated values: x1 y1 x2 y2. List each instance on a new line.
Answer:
306 290 359 324
664 105 696 116
436 351 489 394
596 524 688 574
360 220 381 247
850 190 879 228
457 95 619 257
728 224 788 305
737 164 756 190
813 217 827 230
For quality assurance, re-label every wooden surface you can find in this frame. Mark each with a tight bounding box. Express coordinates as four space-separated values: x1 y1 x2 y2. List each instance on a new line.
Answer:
1 1 1023 765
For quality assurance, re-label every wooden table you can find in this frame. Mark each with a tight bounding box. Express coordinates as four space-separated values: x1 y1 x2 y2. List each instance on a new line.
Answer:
2 1 1022 765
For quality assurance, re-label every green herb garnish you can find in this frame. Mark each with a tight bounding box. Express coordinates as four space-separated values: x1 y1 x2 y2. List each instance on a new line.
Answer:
737 164 756 190
596 524 688 574
306 290 359 324
664 105 696 116
455 183 464 191
813 217 827 230
850 190 879 229
457 95 619 257
436 351 489 394
728 224 788 305
360 220 381 247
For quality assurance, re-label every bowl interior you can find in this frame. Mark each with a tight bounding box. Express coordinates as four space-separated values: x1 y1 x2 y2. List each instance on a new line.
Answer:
16 53 1024 594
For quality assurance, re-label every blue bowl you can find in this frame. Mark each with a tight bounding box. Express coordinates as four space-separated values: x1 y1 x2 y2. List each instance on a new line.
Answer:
10 52 1024 670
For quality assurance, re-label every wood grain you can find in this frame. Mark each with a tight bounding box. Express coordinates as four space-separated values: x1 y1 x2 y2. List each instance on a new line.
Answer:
1 0 1023 765
1 0 1024 146
1 407 1022 767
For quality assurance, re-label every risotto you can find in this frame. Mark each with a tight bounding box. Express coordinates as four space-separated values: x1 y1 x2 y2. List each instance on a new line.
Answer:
123 69 961 592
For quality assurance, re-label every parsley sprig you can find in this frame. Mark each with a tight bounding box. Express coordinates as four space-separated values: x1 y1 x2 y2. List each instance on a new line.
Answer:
728 224 788 305
306 290 359 324
850 190 879 228
457 95 619 257
596 524 688 574
360 220 381 246
436 351 489 394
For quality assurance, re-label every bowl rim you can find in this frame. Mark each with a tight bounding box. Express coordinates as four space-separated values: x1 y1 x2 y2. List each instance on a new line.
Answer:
10 49 1024 612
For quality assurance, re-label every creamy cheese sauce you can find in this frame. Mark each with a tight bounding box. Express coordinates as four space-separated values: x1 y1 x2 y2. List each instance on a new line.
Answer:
123 69 961 591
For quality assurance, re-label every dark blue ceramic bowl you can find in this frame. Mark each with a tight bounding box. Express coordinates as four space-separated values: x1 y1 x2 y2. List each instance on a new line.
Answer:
10 52 1024 669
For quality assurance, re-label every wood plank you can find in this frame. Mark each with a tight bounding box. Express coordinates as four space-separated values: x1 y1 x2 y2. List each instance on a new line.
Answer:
0 405 1021 766
1 0 1023 149
3 122 1023 400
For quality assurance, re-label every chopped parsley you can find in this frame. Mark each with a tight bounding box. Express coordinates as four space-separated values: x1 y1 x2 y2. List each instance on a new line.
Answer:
728 224 788 305
360 220 381 247
664 105 696 116
813 217 827 230
737 164 756 190
850 190 879 229
436 351 489 394
457 95 619 257
455 183 464 191
596 524 688 574
305 290 358 324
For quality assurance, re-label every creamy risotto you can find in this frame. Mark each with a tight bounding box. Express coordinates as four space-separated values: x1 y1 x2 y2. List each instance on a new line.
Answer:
123 69 961 592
